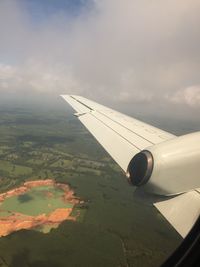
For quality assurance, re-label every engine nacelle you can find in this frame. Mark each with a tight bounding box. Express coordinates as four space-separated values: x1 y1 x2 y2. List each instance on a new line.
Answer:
127 132 200 196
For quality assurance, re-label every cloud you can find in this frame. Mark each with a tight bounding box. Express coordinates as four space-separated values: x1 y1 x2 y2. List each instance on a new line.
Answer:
0 0 200 115
167 85 200 107
0 61 84 95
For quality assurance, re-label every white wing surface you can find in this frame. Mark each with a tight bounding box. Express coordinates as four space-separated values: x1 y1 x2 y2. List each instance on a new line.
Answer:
155 189 200 237
61 95 200 238
61 95 175 171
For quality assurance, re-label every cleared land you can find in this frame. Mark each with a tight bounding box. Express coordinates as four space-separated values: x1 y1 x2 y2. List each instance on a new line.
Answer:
0 179 78 237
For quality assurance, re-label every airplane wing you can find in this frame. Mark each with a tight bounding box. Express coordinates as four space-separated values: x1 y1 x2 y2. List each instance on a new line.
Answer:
61 95 200 238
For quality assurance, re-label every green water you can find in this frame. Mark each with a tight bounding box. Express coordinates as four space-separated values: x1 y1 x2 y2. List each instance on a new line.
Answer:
0 185 73 217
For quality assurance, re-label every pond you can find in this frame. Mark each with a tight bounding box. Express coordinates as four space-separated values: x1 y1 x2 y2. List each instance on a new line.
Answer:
0 185 73 217
0 181 78 236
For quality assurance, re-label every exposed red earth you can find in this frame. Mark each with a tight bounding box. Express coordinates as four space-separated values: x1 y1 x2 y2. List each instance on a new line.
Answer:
0 179 80 237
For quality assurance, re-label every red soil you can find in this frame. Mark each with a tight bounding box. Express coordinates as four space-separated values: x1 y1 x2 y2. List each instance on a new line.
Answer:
0 179 80 237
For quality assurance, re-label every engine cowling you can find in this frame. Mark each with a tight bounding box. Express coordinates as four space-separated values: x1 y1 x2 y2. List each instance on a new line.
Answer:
127 132 200 196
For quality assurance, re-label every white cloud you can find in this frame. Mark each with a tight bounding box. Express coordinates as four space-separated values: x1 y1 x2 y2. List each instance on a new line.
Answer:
167 85 200 107
0 0 200 114
0 62 84 95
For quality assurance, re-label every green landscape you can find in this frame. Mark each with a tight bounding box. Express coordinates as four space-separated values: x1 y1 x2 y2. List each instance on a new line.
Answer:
0 104 181 267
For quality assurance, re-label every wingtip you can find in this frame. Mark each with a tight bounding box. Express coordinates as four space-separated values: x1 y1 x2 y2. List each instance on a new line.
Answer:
60 95 73 100
60 95 83 100
60 94 68 98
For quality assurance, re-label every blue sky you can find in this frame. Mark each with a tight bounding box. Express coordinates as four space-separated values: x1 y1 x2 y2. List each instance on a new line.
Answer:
22 0 91 21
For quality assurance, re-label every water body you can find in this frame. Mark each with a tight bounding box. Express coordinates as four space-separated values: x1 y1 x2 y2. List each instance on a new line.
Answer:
0 185 73 217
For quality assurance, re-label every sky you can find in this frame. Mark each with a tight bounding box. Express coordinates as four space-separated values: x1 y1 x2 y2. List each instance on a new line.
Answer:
0 0 200 123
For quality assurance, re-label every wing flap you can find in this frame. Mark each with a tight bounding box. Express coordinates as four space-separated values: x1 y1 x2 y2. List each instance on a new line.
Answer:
154 190 200 237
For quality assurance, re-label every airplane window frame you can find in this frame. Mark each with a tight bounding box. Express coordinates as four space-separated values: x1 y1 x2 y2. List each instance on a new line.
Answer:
161 216 200 267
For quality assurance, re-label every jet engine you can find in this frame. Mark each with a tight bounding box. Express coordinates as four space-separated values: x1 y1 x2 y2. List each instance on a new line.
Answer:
127 132 200 196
